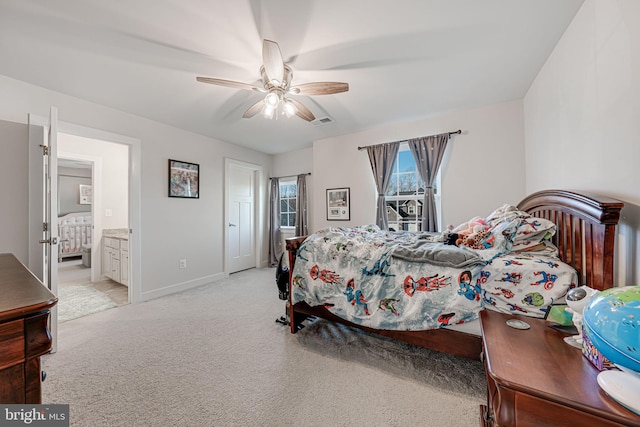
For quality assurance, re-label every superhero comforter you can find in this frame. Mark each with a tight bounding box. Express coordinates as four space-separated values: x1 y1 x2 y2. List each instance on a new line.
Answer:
291 216 577 331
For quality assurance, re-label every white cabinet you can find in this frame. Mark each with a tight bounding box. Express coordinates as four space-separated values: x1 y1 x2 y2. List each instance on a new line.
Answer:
120 242 129 286
102 236 128 286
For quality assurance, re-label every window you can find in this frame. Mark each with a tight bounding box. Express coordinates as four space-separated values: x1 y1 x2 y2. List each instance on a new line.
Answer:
385 143 441 231
279 180 297 228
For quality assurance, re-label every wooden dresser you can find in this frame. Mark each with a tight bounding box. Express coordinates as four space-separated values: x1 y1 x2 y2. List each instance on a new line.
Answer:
480 309 640 427
0 253 57 404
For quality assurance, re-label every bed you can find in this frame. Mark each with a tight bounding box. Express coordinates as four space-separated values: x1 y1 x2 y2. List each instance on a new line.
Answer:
58 212 92 261
285 189 624 360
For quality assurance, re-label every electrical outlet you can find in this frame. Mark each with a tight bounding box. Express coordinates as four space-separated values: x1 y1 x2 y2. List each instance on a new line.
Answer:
179 259 187 269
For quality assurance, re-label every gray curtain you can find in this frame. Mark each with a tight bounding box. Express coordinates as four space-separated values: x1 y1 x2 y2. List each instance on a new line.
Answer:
295 174 308 236
366 142 400 230
268 178 283 267
408 134 449 232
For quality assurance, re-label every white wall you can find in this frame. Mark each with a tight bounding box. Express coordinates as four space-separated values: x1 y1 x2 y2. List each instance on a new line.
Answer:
0 75 272 301
310 100 526 232
0 120 29 263
59 133 129 229
524 0 640 286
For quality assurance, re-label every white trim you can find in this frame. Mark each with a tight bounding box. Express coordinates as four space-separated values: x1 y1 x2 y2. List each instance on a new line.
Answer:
140 273 227 301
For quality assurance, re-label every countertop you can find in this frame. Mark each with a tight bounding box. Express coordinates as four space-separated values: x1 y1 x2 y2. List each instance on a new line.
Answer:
103 228 129 240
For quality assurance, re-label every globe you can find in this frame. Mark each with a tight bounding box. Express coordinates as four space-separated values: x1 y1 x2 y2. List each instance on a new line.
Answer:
583 286 640 372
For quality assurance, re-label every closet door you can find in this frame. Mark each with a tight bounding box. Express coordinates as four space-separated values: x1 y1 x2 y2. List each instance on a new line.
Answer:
226 160 258 273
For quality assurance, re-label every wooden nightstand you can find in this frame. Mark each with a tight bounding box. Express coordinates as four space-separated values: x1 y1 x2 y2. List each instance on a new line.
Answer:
479 310 640 427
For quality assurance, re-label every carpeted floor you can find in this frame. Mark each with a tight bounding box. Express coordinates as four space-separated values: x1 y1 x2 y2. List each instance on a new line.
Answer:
42 268 485 426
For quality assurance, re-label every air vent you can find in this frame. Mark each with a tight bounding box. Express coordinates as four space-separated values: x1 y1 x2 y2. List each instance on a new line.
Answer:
312 116 334 126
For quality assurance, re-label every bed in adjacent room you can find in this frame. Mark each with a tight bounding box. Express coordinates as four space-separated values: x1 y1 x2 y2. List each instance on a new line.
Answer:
285 189 624 360
58 212 92 261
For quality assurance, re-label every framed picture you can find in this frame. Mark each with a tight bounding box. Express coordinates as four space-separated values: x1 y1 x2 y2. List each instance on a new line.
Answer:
79 184 92 205
169 159 199 199
326 187 350 220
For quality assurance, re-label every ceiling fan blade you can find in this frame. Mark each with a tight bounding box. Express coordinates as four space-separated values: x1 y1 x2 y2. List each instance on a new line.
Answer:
196 77 263 92
242 99 264 119
289 82 349 96
262 39 285 86
289 99 316 122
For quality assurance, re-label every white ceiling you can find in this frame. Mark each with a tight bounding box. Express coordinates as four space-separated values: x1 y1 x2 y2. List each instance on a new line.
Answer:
0 0 583 155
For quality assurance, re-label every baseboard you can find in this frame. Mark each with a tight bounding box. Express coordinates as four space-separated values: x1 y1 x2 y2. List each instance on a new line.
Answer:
139 272 227 301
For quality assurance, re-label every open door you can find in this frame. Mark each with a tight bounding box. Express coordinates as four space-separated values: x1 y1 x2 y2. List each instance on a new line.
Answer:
28 107 59 351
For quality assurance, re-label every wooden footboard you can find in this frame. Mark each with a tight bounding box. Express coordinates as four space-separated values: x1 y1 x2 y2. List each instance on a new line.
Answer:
285 189 623 361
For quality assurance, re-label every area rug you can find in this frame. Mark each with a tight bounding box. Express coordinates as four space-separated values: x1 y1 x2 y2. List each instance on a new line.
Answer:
58 284 117 323
295 317 486 399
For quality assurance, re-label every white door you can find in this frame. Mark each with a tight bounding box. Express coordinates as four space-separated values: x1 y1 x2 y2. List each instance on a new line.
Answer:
227 160 258 273
28 107 59 350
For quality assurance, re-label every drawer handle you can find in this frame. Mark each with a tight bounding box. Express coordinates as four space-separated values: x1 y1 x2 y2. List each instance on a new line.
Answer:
42 371 47 382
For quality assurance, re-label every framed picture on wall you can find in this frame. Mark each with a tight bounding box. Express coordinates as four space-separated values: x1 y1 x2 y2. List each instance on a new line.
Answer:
79 184 92 204
169 159 200 199
326 187 350 220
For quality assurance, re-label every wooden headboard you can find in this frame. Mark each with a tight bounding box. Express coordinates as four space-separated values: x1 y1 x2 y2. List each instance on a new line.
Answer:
517 190 623 291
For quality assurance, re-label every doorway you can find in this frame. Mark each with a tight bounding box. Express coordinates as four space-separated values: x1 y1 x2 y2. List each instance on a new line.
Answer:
225 158 263 274
56 152 129 323
28 111 142 350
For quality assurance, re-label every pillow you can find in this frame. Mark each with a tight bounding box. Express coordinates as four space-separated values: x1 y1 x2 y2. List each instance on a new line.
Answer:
512 216 556 251
485 204 556 251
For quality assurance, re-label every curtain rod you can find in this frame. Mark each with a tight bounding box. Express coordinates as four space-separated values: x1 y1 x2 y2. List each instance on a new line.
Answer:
357 129 462 151
269 172 311 180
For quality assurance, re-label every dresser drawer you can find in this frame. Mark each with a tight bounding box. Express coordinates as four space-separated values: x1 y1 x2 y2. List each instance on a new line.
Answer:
515 388 633 427
24 312 52 358
0 319 25 370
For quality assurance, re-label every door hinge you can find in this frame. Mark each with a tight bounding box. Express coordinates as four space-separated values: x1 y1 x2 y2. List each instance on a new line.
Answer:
40 144 49 156
43 222 48 232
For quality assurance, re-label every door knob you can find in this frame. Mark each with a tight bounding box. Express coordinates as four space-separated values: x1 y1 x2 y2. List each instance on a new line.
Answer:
39 237 58 244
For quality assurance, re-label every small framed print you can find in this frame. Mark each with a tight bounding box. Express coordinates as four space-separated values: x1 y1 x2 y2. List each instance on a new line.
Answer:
169 159 199 199
326 187 350 221
79 184 92 204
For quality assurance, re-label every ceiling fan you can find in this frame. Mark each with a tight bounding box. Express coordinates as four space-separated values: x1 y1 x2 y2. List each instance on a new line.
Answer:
196 39 349 122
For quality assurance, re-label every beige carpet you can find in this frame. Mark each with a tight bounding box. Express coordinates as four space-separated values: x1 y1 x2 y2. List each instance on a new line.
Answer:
42 268 485 426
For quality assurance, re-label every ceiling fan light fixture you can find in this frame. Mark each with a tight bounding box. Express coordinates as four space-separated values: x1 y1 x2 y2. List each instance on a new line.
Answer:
265 91 279 107
262 104 276 119
196 39 348 123
283 99 297 118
